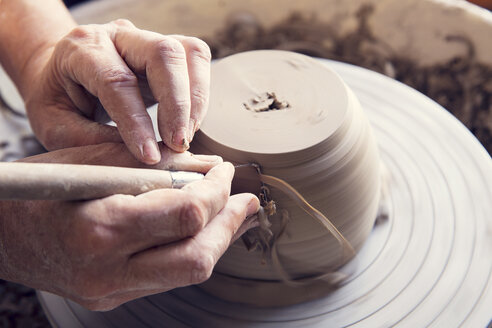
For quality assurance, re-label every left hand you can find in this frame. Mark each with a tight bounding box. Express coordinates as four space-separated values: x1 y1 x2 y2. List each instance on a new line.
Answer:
22 19 212 165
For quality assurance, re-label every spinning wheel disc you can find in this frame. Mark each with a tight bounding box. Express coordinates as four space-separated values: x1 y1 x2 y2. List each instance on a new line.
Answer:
38 60 492 328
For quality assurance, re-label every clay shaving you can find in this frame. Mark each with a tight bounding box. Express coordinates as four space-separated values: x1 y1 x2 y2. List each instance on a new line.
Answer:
240 163 355 285
243 92 290 112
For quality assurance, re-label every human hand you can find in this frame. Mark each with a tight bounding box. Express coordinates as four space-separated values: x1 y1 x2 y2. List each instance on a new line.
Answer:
0 143 260 311
22 19 211 165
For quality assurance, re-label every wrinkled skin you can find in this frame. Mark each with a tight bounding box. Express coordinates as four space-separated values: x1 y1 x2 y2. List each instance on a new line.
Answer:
23 19 212 165
0 1 258 311
0 143 260 311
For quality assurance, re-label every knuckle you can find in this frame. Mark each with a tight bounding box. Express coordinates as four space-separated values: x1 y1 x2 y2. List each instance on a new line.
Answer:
128 112 149 120
206 190 229 219
97 66 138 89
88 225 118 254
66 204 117 257
40 126 65 150
153 38 186 63
185 181 230 219
111 18 135 28
55 27 106 70
68 25 95 40
191 88 208 108
217 183 231 203
227 203 245 220
174 97 192 112
180 199 207 237
54 37 73 56
187 250 214 284
186 37 212 62
103 194 131 212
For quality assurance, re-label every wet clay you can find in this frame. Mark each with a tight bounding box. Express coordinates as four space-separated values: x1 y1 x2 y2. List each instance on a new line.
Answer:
243 92 290 112
191 50 381 306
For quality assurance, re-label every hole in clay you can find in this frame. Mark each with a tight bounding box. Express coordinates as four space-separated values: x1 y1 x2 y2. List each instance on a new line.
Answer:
243 92 290 112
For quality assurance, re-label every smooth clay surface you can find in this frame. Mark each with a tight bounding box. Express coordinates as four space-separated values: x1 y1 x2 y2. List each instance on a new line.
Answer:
191 50 382 305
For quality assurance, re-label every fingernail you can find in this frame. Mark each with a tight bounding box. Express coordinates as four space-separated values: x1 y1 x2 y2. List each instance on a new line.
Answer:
193 154 223 163
142 138 161 163
172 127 189 149
246 197 260 216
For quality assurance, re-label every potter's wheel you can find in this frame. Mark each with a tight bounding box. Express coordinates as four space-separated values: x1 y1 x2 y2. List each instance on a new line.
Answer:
38 59 492 327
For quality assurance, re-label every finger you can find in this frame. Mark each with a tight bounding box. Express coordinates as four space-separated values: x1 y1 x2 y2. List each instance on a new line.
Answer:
22 142 222 173
126 193 260 290
28 102 123 151
231 213 260 243
104 162 234 251
178 161 235 222
57 25 160 165
154 145 223 171
62 78 100 118
110 23 192 152
170 35 211 142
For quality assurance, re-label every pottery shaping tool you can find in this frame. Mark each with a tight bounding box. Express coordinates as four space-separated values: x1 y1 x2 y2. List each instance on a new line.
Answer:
0 162 205 201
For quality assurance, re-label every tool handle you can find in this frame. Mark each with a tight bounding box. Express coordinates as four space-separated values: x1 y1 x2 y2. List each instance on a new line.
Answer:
0 162 203 201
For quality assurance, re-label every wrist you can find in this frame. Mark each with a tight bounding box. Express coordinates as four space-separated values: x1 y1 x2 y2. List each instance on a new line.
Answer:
15 43 56 103
17 44 56 99
0 0 77 99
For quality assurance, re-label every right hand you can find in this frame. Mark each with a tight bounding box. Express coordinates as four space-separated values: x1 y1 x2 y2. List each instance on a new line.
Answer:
0 143 260 311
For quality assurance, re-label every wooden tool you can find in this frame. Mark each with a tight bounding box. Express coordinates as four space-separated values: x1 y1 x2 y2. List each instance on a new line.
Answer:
0 162 205 201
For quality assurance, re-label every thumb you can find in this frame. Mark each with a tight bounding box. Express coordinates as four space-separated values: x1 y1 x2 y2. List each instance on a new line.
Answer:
31 107 123 149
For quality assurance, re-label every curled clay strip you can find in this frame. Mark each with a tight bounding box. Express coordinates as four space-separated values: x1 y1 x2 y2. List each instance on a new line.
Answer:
246 173 356 286
259 174 356 261
271 241 349 287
